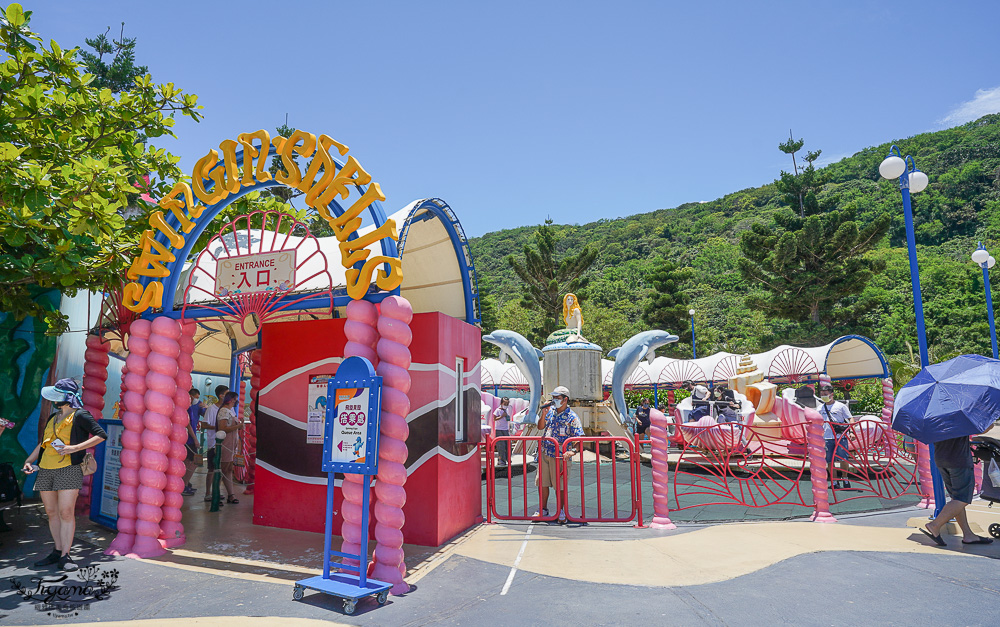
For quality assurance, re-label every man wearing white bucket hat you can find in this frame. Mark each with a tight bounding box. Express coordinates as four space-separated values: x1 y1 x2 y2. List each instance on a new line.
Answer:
535 385 583 522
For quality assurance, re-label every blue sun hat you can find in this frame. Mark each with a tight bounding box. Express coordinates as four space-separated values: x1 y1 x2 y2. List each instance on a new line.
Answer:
40 378 84 409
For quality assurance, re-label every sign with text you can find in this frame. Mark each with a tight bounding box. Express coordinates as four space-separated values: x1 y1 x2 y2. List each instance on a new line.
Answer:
307 374 334 444
215 250 296 296
322 356 381 475
89 420 123 529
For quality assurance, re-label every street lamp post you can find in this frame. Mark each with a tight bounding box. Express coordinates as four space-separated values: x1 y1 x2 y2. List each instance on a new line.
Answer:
689 308 697 359
878 145 946 516
971 243 998 359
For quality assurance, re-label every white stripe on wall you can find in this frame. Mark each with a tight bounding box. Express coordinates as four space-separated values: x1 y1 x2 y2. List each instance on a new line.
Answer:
256 459 336 486
406 446 479 475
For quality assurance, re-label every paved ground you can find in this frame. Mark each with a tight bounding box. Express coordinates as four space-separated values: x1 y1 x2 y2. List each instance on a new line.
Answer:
2 495 999 626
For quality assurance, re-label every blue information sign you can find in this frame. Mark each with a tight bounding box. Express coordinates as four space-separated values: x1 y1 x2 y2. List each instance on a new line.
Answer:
295 355 392 611
322 356 382 475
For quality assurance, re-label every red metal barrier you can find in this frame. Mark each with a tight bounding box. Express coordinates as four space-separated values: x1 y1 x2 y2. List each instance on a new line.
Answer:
825 418 920 504
485 434 643 525
560 436 642 525
671 421 814 512
486 435 560 523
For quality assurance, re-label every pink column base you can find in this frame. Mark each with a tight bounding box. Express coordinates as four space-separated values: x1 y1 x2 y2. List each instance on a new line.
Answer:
650 518 677 530
128 535 167 558
105 534 135 556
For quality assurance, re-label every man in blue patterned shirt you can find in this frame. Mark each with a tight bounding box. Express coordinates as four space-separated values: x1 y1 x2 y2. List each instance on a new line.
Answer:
535 386 584 521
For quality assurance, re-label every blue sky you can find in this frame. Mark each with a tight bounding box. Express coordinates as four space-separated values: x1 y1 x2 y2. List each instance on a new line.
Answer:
32 0 1000 236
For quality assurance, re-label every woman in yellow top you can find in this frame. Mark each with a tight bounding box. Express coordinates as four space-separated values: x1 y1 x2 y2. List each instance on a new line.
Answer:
22 378 107 572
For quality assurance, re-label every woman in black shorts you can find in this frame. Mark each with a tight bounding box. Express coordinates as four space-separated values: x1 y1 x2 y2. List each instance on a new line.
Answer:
22 378 107 571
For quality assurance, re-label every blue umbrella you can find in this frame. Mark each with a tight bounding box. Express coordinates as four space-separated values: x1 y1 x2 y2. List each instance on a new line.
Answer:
892 354 1000 443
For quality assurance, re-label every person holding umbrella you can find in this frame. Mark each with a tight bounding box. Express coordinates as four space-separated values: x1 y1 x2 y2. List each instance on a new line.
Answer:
920 434 992 546
892 354 999 546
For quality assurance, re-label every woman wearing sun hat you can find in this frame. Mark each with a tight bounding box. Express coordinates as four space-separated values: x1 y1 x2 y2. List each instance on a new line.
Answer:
21 378 107 571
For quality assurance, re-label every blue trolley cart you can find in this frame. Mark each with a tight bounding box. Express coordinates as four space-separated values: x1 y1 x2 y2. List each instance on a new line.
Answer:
294 356 391 614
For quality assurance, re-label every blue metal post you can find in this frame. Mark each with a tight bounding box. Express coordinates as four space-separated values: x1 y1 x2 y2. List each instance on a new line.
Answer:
359 474 370 588
653 383 658 408
323 472 334 579
896 157 946 517
899 184 930 368
690 313 697 359
980 259 998 359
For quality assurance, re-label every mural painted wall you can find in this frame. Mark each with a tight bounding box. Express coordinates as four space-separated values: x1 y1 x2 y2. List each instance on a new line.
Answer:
0 289 60 495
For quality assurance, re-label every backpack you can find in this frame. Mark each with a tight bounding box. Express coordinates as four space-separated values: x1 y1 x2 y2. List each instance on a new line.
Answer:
0 462 21 506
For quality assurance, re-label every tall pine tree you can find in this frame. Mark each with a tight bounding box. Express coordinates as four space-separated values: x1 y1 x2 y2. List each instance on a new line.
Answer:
642 260 693 335
507 219 597 345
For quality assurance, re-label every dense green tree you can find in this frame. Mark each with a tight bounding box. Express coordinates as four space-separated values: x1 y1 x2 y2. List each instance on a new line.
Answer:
78 23 147 93
0 4 201 331
506 219 598 344
642 260 693 335
777 134 825 217
738 208 891 326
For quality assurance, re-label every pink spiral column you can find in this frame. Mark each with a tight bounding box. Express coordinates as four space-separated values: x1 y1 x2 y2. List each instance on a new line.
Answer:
160 319 195 548
244 348 261 495
648 407 676 529
371 296 413 595
879 378 900 459
915 441 935 509
106 319 151 556
132 316 180 558
340 299 380 574
805 406 837 523
78 333 110 513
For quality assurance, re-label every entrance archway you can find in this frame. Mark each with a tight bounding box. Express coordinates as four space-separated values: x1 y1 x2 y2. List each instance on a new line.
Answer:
92 129 415 594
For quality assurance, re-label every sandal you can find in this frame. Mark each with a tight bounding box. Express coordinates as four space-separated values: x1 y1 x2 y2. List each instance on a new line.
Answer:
919 527 946 546
226 496 240 504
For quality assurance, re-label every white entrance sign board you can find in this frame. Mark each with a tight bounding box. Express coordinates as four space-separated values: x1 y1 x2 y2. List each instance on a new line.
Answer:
215 250 296 296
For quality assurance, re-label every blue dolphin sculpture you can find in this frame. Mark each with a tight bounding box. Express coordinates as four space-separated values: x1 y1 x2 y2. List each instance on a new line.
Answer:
483 330 545 425
608 330 678 422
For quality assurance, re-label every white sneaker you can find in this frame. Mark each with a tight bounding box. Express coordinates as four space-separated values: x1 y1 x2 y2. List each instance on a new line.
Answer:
531 509 549 517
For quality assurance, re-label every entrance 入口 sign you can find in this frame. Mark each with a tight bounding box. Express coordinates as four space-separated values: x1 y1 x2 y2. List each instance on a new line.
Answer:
215 250 296 296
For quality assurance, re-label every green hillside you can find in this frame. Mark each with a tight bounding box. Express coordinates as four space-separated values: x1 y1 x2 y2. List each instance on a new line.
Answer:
470 114 1000 364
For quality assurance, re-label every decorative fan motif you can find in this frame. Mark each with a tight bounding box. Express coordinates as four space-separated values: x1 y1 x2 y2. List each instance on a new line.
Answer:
182 211 333 333
767 348 819 383
97 281 139 348
658 360 707 386
711 355 741 384
498 365 529 390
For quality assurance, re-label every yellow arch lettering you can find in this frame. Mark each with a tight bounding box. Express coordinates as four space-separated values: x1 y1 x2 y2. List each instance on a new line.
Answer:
126 230 176 280
339 219 399 267
214 139 242 196
192 150 227 205
122 281 164 313
345 256 403 300
148 211 186 249
299 135 349 201
237 130 272 185
318 156 372 205
159 182 205 232
327 182 385 232
274 130 316 188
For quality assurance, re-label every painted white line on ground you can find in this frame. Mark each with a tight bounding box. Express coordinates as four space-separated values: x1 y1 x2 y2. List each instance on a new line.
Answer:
500 525 533 596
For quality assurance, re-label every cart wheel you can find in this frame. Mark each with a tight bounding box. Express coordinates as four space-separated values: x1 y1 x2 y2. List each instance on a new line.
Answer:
377 590 389 605
292 586 303 601
343 599 356 615
989 523 1000 539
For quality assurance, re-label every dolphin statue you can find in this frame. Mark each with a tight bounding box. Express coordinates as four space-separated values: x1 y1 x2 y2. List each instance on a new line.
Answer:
608 330 679 422
483 330 545 425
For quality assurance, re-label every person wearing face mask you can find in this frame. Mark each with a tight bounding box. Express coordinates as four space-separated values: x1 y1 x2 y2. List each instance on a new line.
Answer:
817 382 853 489
535 386 584 522
22 378 107 572
686 385 711 422
713 385 741 424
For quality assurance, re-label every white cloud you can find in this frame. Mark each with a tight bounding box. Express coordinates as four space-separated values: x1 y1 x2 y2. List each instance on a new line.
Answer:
940 86 1000 126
